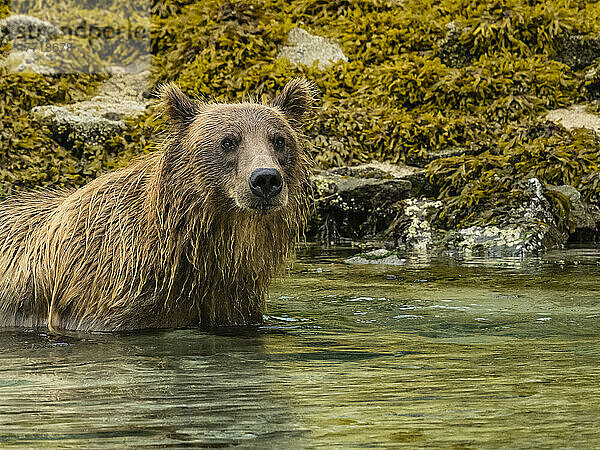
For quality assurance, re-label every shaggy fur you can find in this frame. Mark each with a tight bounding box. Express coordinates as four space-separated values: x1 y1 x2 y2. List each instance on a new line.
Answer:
0 79 315 332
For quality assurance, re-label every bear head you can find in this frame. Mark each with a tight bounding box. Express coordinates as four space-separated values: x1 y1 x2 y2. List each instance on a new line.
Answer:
159 79 316 215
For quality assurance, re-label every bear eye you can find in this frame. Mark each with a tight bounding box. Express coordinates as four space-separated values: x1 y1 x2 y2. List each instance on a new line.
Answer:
221 137 236 151
274 136 285 151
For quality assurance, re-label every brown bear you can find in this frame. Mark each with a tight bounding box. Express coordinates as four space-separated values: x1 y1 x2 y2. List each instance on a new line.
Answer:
0 79 315 332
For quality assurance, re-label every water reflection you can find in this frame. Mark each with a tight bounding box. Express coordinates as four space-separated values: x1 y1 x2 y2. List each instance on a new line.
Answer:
0 330 303 447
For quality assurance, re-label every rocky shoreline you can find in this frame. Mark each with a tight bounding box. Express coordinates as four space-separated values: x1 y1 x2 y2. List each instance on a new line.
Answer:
2 16 600 257
308 161 600 257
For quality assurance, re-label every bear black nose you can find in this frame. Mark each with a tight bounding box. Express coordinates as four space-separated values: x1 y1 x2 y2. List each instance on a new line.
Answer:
249 168 283 199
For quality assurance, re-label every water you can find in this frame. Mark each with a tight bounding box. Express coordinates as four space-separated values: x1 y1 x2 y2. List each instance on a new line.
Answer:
1 246 599 447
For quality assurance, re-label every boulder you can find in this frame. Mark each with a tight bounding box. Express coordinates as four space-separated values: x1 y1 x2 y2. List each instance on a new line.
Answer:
308 163 417 242
546 184 600 242
3 49 59 74
546 104 600 134
278 27 347 70
555 34 600 71
0 14 61 41
31 64 150 147
32 97 147 147
441 178 566 256
394 199 443 252
405 145 470 168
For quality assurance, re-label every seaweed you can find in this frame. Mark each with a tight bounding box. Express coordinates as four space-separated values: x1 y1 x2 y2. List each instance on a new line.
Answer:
1 0 600 230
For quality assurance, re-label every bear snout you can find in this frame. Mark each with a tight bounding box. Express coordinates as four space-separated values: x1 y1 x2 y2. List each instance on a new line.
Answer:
249 168 283 200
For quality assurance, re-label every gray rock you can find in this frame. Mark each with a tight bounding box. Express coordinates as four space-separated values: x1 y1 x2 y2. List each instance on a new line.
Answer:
405 145 470 168
583 65 600 101
327 160 418 178
278 27 347 70
32 97 147 146
309 165 412 242
555 34 600 71
546 104 600 134
546 184 600 232
327 161 432 197
0 14 61 41
442 178 565 256
397 199 443 252
445 225 540 256
3 49 59 74
31 64 150 146
345 249 406 266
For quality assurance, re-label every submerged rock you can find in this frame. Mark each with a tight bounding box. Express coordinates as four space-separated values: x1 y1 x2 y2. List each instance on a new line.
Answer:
278 27 347 70
345 249 406 265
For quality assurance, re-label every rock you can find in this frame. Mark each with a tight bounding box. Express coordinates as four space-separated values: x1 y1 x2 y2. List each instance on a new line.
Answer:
0 15 71 75
442 178 565 256
326 161 432 197
555 34 600 71
0 14 61 41
405 145 469 168
546 104 600 134
278 27 347 70
309 166 412 242
31 62 150 147
328 161 419 179
3 49 59 74
444 225 542 256
436 22 473 68
396 199 443 252
546 184 600 235
32 97 147 146
345 249 406 266
582 65 600 101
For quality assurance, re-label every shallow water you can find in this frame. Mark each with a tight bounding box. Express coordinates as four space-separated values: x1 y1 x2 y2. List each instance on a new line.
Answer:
1 246 599 447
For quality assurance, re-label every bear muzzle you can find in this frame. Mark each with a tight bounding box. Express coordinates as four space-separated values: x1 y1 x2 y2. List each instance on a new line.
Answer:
249 168 283 199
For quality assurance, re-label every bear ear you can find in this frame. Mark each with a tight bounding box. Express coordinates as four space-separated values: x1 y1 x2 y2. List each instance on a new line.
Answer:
158 82 199 129
270 78 317 124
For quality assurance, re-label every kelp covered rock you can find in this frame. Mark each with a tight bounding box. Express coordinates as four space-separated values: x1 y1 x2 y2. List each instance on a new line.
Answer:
32 98 147 146
545 184 600 241
1 0 600 254
555 34 600 71
32 67 150 147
